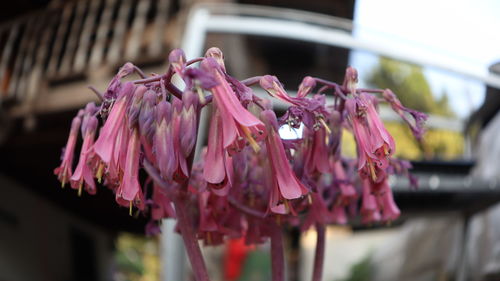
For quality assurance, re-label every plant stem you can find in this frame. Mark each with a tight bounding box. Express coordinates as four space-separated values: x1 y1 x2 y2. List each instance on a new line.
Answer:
228 196 267 218
175 104 210 281
144 101 210 281
270 223 285 281
172 194 211 281
88 86 104 101
241 75 263 86
311 224 326 281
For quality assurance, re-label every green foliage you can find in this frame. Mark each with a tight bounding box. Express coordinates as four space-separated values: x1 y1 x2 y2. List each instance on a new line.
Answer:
368 57 454 117
366 57 463 159
337 254 373 281
114 233 160 281
237 248 272 281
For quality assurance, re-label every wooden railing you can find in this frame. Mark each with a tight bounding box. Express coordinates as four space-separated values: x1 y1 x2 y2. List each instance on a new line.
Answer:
0 0 174 113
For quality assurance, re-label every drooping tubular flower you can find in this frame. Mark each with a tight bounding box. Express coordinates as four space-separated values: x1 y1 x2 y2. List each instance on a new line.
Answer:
382 89 428 141
346 92 395 183
303 125 331 175
100 63 137 118
361 177 401 223
377 181 401 222
92 82 135 182
260 75 329 131
116 128 144 211
201 58 267 154
360 178 381 224
261 110 308 213
342 67 395 183
260 75 304 106
70 103 99 195
297 76 316 98
203 110 234 195
332 160 357 205
54 113 82 187
151 184 176 220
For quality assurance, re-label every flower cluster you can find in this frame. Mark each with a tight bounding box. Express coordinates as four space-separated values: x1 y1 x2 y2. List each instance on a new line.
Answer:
54 47 426 281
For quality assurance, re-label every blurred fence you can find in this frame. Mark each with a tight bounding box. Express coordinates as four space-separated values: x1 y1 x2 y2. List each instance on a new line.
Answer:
0 0 173 109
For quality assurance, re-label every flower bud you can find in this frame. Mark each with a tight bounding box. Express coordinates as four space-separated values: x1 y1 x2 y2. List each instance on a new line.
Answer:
168 49 186 75
155 100 172 124
85 115 98 134
297 76 316 98
139 90 157 141
184 68 218 89
180 105 197 157
70 115 82 133
154 101 176 180
205 47 226 72
128 85 147 128
259 75 279 92
343 67 358 94
182 90 199 109
260 110 280 133
200 57 221 73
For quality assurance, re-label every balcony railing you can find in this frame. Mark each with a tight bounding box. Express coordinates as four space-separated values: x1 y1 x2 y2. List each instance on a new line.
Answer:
0 0 174 112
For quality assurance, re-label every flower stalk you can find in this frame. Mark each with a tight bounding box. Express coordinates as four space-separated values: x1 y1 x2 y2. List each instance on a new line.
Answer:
311 224 326 281
270 223 285 281
173 193 211 281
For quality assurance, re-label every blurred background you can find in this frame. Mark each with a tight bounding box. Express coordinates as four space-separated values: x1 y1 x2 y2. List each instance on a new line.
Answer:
1 0 500 280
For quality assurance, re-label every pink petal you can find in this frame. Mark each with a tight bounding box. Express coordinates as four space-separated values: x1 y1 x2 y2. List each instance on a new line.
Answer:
203 111 226 184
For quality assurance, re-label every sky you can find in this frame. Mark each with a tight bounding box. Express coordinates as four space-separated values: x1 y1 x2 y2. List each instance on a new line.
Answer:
349 0 500 118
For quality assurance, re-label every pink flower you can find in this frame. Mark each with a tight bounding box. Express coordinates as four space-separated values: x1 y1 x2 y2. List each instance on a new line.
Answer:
151 184 176 220
168 49 187 76
205 47 226 72
153 101 176 181
343 67 358 95
179 90 199 158
360 178 400 223
361 179 381 224
70 115 98 195
260 75 328 131
303 126 331 175
260 75 304 106
171 97 190 181
201 58 266 154
108 120 130 184
203 110 233 196
331 205 347 224
261 110 308 213
198 191 219 233
116 128 144 211
138 90 157 163
346 93 395 182
332 161 357 205
373 179 401 222
383 89 427 140
100 63 137 118
296 76 316 98
301 192 331 231
54 115 81 187
93 82 136 181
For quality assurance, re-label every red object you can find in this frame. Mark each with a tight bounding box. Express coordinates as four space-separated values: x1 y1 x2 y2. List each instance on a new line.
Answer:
224 238 253 281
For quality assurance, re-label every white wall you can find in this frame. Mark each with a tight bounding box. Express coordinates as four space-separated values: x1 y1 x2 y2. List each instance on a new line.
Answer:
300 226 399 281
